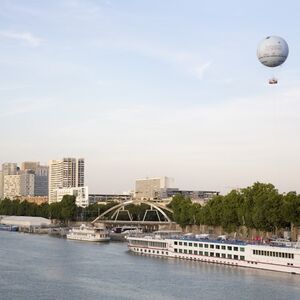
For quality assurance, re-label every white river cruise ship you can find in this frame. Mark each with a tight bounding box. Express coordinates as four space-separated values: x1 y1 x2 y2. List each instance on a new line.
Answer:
127 232 300 274
67 224 110 242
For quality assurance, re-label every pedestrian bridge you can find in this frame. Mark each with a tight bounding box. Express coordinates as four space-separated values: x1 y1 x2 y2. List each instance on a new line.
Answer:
91 200 175 225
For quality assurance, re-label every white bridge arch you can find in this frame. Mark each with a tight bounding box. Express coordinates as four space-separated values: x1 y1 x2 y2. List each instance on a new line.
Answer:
91 200 173 224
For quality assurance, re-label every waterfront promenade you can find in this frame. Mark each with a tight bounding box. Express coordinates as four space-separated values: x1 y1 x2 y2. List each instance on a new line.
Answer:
1 232 300 300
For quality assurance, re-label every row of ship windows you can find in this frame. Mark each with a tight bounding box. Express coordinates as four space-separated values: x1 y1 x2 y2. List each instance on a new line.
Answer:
174 241 245 252
253 249 294 259
133 248 168 255
174 248 245 260
130 240 167 248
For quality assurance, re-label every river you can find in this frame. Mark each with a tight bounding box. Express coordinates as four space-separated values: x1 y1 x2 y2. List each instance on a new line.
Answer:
1 231 300 300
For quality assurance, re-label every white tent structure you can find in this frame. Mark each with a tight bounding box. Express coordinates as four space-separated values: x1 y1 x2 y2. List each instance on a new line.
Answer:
1 216 51 227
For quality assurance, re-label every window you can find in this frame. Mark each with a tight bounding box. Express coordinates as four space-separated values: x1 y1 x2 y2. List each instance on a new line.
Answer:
179 249 182 253
205 252 209 256
179 242 182 246
228 246 232 251
200 251 203 255
240 256 245 260
199 243 203 248
174 241 178 245
216 245 220 249
174 249 178 253
194 250 198 255
216 253 220 257
204 244 208 248
222 246 226 250
240 247 245 252
189 250 192 254
194 243 198 247
210 244 214 249
184 242 187 246
184 249 187 254
234 255 238 260
210 252 214 257
234 247 238 251
221 253 226 258
227 254 232 259
189 243 192 247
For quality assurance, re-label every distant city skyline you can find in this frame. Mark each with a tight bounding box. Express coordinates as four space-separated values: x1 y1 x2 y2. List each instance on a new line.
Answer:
1 1 300 194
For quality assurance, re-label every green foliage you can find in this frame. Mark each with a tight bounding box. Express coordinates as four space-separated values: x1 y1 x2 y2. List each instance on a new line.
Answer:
169 182 300 231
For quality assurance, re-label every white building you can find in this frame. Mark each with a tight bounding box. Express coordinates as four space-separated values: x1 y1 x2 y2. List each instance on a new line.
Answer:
49 158 85 204
135 177 174 200
4 175 21 198
53 186 89 207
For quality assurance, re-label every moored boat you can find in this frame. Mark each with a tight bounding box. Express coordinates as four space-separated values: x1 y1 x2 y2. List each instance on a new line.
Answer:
67 224 110 242
0 224 19 232
127 232 300 275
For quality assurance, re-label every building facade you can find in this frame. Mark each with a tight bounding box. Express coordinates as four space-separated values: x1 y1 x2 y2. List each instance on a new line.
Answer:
135 177 173 200
49 158 85 204
53 186 89 207
4 175 21 198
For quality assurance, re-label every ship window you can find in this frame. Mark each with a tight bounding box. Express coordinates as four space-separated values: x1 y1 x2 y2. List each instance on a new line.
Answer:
194 243 198 247
234 255 238 260
174 241 178 245
291 254 294 259
216 245 220 249
267 251 270 256
279 253 282 257
204 244 208 248
189 243 192 246
210 244 214 249
234 247 238 251
240 247 245 252
216 253 220 257
152 250 155 253
204 252 209 256
276 252 278 257
222 246 226 250
221 253 226 258
240 256 245 260
228 254 232 259
194 250 198 255
228 246 232 251
157 251 159 254
210 252 214 257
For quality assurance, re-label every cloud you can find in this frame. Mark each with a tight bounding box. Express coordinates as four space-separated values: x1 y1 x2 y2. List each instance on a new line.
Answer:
0 30 43 47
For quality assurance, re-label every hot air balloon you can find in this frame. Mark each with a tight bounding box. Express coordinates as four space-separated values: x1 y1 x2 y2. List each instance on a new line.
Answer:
257 36 289 84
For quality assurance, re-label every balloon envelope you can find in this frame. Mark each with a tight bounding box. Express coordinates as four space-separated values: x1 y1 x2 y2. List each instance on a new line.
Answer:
257 36 289 68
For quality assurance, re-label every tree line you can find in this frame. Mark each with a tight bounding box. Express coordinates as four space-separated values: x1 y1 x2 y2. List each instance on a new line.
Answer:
0 196 160 223
169 182 300 232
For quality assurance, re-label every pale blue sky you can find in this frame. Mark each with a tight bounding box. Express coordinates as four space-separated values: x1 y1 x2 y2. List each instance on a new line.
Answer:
1 0 300 193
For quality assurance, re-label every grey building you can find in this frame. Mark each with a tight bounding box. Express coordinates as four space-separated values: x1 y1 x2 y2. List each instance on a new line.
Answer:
34 165 49 196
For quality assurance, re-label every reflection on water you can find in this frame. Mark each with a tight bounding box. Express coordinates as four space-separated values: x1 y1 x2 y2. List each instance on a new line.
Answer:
1 232 300 300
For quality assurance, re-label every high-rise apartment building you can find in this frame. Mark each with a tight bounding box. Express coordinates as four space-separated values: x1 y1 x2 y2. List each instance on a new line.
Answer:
1 163 18 199
49 158 85 204
21 162 40 172
4 175 21 198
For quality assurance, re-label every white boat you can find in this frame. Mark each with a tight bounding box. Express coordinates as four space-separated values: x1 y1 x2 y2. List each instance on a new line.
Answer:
127 232 300 275
67 224 110 242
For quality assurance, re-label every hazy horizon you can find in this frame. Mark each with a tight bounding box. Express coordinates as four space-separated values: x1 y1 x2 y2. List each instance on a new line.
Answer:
1 1 300 194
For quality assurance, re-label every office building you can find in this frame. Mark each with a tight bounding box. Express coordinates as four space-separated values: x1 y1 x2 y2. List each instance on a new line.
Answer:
135 177 173 200
53 186 89 207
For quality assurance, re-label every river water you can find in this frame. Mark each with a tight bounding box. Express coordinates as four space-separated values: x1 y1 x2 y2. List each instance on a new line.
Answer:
1 232 300 300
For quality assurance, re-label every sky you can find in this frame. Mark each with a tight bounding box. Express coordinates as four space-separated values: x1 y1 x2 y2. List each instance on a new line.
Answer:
1 0 300 194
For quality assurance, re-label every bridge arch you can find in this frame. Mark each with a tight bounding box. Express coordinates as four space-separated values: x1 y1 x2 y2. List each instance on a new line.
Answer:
91 200 173 224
